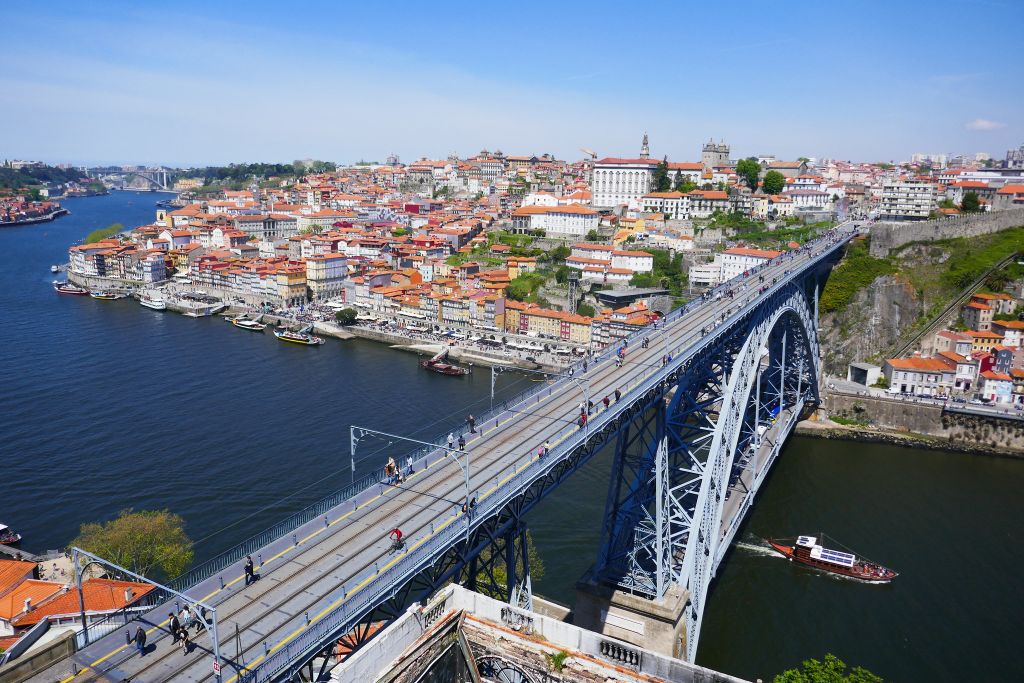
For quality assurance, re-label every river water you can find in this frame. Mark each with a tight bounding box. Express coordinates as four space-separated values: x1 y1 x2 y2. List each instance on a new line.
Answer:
2 192 1020 681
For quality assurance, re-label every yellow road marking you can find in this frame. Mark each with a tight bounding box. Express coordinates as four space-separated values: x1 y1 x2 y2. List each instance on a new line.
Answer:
61 258 813 682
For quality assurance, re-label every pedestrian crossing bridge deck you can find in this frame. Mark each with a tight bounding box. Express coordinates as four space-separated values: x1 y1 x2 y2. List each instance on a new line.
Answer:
37 226 856 682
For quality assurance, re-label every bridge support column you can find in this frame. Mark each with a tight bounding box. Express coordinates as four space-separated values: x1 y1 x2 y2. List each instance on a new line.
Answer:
573 577 689 659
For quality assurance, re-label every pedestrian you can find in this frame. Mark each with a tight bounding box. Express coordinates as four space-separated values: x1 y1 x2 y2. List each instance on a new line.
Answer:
180 605 192 632
458 434 466 451
169 612 181 643
468 414 476 433
582 359 588 372
602 396 610 409
244 555 254 586
543 440 550 456
537 445 544 459
130 626 147 656
587 400 593 414
180 628 191 656
614 389 621 402
577 401 584 413
578 414 587 428
406 455 414 475
447 433 455 450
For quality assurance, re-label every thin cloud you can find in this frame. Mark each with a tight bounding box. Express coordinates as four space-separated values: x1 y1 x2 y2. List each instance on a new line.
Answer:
966 118 1006 131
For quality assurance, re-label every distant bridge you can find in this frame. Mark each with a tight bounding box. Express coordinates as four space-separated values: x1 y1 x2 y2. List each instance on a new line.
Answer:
35 225 855 682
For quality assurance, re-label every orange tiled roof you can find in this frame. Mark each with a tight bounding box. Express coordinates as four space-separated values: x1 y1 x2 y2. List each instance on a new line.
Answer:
886 357 949 372
0 580 64 620
0 559 36 595
13 579 156 627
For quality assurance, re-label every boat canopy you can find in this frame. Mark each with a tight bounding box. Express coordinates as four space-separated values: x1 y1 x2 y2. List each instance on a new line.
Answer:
796 535 817 547
809 545 856 567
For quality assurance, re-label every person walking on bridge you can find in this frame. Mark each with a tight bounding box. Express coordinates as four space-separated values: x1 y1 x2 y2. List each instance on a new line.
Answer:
244 555 255 586
169 612 182 643
458 434 466 451
128 625 147 656
467 414 476 433
614 389 621 403
602 396 610 409
447 433 455 451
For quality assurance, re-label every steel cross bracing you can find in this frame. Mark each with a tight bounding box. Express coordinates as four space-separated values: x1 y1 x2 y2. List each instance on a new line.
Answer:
39 229 853 683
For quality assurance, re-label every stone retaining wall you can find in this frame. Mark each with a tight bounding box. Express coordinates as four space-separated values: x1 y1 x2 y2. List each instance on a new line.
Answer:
869 208 1024 257
816 391 1024 455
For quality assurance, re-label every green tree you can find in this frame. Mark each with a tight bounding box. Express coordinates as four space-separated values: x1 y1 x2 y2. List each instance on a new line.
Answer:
938 197 957 209
576 302 596 317
798 156 811 164
26 187 43 201
772 653 882 683
652 156 671 192
736 158 761 191
334 308 358 325
961 191 981 212
586 229 601 242
675 177 697 193
72 509 193 580
762 170 786 195
84 223 125 244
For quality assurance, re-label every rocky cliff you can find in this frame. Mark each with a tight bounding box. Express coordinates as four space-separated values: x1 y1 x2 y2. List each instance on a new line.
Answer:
819 273 921 375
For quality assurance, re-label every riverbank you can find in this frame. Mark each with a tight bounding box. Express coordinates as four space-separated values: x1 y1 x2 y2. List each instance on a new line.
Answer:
0 207 69 228
800 390 1024 457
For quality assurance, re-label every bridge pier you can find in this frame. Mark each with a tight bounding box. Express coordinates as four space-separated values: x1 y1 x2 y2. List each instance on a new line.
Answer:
574 574 690 659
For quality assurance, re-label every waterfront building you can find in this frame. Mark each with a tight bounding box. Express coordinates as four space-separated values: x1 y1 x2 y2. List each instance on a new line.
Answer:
979 370 1014 403
306 253 348 301
992 320 1024 348
883 356 951 397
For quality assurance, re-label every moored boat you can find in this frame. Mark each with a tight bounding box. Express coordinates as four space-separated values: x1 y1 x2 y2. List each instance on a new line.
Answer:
419 358 470 375
232 318 267 332
139 294 167 310
419 347 469 376
53 280 89 295
90 290 126 301
0 523 22 546
50 265 60 273
274 329 324 345
767 535 897 583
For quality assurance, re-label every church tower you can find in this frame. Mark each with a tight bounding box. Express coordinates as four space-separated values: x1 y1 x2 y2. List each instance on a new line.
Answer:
640 133 650 159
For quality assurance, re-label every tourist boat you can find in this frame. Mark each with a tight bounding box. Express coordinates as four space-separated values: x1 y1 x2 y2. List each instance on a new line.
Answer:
766 535 897 583
0 523 22 546
89 291 126 301
419 348 469 376
232 318 267 332
274 329 324 345
50 264 60 273
53 281 89 296
139 294 167 310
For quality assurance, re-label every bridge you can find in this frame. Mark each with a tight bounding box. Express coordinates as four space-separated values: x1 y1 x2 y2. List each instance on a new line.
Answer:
100 168 173 191
36 225 856 682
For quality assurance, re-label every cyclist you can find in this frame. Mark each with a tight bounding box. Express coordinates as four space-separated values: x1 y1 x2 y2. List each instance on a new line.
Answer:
388 528 404 551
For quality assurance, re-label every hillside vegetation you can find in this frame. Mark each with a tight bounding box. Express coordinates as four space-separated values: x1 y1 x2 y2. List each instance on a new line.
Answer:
818 226 1024 373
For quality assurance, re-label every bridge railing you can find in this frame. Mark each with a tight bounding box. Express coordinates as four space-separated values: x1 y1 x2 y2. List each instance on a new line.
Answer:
173 228 852 602
239 229 855 682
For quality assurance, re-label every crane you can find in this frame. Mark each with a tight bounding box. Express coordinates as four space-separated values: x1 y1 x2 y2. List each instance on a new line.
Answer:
579 147 597 160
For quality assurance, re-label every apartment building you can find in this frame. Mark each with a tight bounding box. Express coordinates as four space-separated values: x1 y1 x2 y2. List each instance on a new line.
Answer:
879 179 935 221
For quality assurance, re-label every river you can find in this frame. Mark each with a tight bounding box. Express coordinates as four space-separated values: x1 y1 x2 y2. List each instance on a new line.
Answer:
2 191 1020 682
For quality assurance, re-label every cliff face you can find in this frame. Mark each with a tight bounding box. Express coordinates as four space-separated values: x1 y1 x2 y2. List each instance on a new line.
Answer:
819 274 921 375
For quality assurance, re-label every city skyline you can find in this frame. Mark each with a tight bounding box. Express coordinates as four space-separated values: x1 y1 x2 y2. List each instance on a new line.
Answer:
2 0 1022 167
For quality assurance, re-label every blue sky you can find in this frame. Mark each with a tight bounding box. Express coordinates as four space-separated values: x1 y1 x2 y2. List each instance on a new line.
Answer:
1 0 1021 167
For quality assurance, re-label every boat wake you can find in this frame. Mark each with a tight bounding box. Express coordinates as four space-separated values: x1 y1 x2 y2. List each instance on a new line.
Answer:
735 541 784 558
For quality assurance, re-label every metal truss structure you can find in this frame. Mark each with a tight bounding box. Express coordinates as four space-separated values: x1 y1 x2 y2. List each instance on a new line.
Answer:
240 244 844 681
594 280 822 661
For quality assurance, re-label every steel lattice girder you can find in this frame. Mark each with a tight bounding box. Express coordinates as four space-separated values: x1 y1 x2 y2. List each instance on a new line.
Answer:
677 284 820 662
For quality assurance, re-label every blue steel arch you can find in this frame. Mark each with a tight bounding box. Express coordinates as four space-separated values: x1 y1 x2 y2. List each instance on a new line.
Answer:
594 281 821 660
